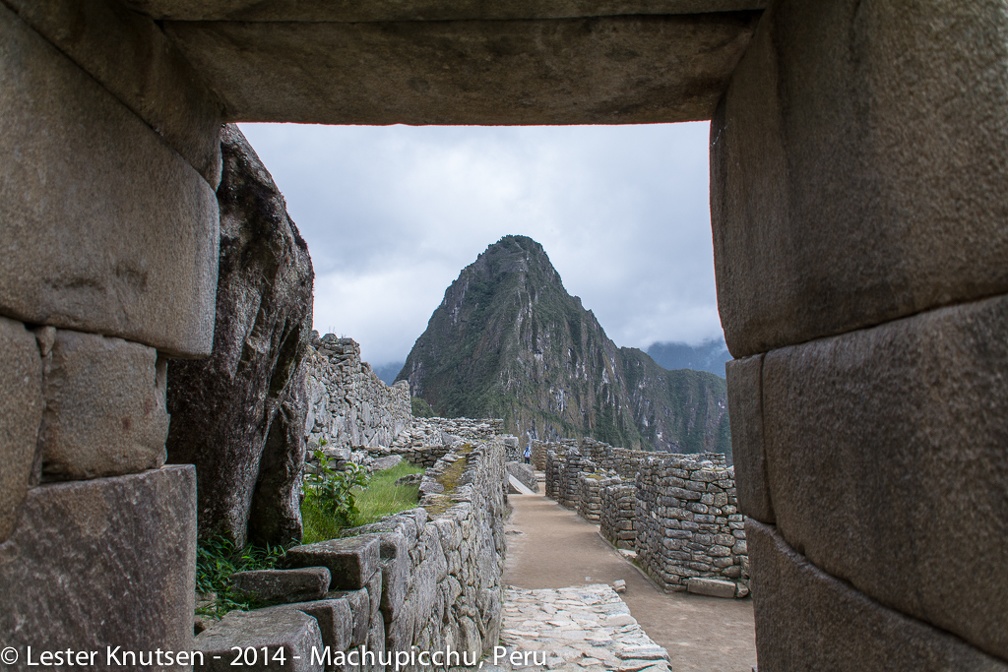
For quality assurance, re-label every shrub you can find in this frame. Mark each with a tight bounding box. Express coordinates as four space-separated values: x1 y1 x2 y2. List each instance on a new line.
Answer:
301 450 369 543
303 450 369 526
411 396 435 418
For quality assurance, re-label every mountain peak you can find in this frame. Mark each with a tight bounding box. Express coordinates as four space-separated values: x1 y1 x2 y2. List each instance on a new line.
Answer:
400 238 730 456
485 234 546 256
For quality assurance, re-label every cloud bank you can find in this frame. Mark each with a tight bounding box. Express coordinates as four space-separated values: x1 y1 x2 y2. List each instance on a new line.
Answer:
239 122 722 366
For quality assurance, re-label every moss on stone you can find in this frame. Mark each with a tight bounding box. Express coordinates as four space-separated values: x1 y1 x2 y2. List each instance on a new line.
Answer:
424 443 475 516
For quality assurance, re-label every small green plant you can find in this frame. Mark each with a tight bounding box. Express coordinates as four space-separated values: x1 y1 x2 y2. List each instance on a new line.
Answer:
301 451 369 543
195 536 288 619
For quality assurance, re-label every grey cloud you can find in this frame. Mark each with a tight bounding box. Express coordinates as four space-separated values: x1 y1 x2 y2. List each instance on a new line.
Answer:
239 122 721 365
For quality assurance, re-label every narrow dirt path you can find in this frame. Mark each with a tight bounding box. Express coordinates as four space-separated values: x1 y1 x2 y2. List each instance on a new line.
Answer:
504 492 756 672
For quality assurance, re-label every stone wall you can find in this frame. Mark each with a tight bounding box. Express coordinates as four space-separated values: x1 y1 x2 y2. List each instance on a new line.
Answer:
713 2 1008 665
389 417 507 468
0 2 216 656
634 455 748 596
530 440 550 471
306 335 411 451
195 438 508 670
599 481 636 550
543 439 748 596
578 438 726 479
577 472 615 523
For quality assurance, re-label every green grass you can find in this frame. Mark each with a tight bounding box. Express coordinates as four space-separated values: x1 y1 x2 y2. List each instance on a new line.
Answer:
353 460 424 525
301 495 344 545
195 536 288 619
301 461 424 544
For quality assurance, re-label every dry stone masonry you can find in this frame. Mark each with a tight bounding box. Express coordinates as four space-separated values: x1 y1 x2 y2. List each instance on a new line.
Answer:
599 483 637 550
544 439 749 597
633 455 748 596
307 335 411 452
196 438 508 672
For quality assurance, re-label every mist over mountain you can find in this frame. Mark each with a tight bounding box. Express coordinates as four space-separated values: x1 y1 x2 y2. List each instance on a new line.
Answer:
646 339 731 378
398 235 730 456
373 362 404 386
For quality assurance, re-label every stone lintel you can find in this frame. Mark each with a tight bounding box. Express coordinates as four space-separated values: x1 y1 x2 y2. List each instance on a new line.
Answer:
164 13 760 125
126 0 766 22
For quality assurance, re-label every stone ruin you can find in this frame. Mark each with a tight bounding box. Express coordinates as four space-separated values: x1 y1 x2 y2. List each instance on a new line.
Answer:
194 438 509 672
3 1 1007 669
544 439 749 598
305 335 412 454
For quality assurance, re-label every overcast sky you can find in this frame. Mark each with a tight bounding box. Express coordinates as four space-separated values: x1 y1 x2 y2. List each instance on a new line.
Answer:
238 122 723 367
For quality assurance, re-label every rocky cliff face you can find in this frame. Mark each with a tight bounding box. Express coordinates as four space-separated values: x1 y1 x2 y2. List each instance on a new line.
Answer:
400 235 730 455
166 125 314 547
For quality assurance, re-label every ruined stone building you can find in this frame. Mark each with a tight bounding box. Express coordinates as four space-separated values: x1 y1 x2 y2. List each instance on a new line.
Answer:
2 1 1006 669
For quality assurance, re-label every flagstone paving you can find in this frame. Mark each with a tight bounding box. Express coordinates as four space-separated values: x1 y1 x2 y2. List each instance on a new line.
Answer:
490 584 670 671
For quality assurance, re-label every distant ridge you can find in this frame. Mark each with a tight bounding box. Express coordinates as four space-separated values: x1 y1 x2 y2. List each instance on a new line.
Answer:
647 339 731 378
399 235 731 457
373 362 404 386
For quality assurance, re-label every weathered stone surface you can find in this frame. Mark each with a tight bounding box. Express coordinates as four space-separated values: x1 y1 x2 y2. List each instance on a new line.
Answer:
725 354 771 523
711 0 1008 357
0 467 196 661
195 609 323 672
231 567 332 606
377 533 410 622
365 569 383 626
365 611 386 672
748 519 1008 671
329 589 370 647
286 536 382 591
499 585 671 671
306 335 412 451
760 295 1008 660
280 598 353 658
37 328 169 481
250 367 310 545
1 0 223 184
0 317 43 542
0 4 219 356
165 13 759 125
167 124 313 548
685 577 736 599
506 461 539 493
127 1 766 21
